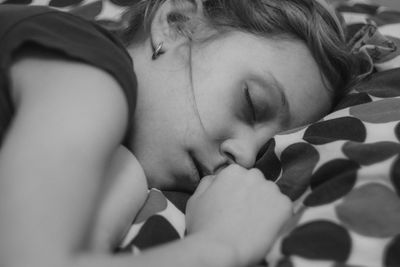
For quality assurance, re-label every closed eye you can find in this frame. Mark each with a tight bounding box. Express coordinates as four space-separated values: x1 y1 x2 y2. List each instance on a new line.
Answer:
244 86 256 122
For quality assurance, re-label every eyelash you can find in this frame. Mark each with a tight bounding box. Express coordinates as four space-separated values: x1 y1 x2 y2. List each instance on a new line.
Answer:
244 86 257 122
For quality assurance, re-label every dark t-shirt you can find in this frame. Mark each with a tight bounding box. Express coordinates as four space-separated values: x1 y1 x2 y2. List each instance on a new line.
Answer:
0 4 137 146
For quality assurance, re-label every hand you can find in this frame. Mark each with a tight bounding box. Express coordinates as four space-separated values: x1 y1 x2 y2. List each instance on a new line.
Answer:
185 164 292 266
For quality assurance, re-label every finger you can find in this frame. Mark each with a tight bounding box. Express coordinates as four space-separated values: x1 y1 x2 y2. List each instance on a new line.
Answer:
193 175 215 196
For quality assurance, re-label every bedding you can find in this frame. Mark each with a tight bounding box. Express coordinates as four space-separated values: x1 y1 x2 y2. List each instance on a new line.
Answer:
116 2 400 266
2 0 400 266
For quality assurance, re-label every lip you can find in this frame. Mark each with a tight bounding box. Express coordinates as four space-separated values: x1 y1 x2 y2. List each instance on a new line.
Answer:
190 152 210 180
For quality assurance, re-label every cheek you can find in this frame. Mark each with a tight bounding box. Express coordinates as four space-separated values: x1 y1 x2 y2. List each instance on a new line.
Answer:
131 114 177 164
192 84 239 139
190 55 243 140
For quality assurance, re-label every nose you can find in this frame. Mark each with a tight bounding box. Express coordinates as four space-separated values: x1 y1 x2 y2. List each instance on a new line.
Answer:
219 137 259 169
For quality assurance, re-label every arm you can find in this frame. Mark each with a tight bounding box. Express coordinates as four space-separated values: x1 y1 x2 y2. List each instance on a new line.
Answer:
0 51 238 267
0 50 129 266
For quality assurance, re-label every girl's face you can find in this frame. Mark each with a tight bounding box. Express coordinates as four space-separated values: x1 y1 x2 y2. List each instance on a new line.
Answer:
129 31 331 192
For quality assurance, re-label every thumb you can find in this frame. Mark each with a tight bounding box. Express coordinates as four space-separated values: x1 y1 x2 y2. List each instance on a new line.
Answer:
192 175 215 197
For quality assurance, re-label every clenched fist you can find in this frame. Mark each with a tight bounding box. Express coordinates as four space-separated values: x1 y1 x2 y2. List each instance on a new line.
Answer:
185 164 292 267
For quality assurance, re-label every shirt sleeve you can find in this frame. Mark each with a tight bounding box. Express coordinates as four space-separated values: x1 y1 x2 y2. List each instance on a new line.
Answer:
0 5 137 140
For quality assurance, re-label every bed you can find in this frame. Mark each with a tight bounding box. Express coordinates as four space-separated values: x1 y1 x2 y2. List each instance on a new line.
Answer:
2 0 399 266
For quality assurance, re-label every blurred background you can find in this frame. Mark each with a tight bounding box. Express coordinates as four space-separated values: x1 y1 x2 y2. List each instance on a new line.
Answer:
373 0 400 9
326 0 400 10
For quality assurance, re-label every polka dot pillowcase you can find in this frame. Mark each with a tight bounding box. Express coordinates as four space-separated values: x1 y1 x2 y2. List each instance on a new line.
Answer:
115 1 400 266
113 1 400 266
256 1 400 266
113 0 400 267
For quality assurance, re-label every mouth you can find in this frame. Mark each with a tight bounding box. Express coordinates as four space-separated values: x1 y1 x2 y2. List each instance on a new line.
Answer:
189 152 210 180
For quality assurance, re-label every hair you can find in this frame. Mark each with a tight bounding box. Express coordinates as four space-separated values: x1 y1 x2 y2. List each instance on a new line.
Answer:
105 0 361 105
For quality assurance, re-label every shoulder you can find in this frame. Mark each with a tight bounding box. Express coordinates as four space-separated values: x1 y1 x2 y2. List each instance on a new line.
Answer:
10 47 129 145
1 5 136 110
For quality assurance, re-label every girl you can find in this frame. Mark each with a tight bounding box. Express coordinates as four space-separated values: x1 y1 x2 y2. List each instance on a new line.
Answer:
0 0 359 267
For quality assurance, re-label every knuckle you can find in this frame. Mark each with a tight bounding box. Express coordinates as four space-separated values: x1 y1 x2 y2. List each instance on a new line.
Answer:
219 163 236 174
273 191 293 210
221 164 244 178
247 168 264 180
229 163 243 172
279 193 292 206
262 179 279 191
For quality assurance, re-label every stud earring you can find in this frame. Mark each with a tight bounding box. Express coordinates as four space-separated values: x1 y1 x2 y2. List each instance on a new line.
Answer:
152 41 164 60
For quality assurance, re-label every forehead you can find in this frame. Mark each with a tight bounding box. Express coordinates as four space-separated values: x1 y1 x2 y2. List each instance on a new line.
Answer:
204 31 332 126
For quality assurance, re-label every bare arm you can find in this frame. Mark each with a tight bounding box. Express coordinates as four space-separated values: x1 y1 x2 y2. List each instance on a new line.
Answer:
0 51 129 266
0 52 239 267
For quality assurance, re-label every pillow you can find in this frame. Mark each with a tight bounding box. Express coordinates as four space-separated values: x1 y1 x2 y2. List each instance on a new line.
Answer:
119 2 400 267
255 1 400 266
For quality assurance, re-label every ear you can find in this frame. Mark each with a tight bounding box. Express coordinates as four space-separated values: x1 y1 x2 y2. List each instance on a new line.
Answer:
150 0 202 54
